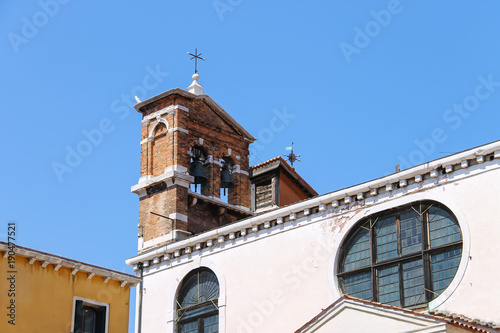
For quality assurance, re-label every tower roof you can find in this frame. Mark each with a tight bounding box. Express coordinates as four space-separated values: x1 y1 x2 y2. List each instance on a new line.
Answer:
134 87 256 142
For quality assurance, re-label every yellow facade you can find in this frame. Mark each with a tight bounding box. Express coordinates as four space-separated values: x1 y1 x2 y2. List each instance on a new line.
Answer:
0 243 139 333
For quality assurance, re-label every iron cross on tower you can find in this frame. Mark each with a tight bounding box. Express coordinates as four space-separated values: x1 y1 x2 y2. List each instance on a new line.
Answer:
284 142 301 168
187 48 206 74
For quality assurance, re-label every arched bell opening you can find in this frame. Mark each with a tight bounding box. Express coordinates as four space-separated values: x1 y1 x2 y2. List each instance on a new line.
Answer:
220 157 235 203
189 146 208 194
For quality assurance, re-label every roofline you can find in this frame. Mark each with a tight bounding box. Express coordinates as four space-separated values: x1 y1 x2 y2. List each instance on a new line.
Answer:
277 157 318 196
126 139 500 266
134 88 256 142
201 96 256 142
1 241 140 286
295 295 494 333
133 88 191 111
429 310 500 331
295 295 445 333
318 138 500 198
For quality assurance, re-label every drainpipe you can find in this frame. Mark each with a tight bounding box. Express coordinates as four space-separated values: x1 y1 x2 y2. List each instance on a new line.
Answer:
137 262 144 333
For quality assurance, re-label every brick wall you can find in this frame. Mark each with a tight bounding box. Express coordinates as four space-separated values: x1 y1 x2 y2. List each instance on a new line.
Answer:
187 202 249 235
135 91 253 251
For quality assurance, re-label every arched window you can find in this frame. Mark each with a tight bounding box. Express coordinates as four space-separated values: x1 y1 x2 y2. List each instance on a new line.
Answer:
176 268 219 333
220 157 235 203
338 201 462 308
189 146 208 194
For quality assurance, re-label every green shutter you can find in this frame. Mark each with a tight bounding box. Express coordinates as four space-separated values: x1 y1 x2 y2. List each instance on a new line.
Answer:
95 306 107 333
73 300 83 333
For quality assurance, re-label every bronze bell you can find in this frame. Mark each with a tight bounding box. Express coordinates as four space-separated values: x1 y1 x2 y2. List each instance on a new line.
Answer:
221 166 235 189
190 160 208 184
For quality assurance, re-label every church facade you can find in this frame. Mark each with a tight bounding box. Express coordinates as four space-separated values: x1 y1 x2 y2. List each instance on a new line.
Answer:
126 75 500 333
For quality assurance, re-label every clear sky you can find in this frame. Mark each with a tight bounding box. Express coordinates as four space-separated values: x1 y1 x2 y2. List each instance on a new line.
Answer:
2 1 500 331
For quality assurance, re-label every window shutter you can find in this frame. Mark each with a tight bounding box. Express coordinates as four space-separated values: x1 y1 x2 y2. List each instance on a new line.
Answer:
73 300 83 333
95 306 107 333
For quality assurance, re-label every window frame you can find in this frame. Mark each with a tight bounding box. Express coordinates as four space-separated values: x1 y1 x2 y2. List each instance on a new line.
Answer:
337 200 463 309
71 296 109 333
176 268 220 333
177 303 219 333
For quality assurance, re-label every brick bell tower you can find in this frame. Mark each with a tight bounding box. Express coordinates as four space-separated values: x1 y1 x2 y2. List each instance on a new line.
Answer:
131 74 256 252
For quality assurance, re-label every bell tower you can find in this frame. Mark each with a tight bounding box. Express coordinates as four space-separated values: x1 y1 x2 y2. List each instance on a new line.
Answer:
131 74 256 252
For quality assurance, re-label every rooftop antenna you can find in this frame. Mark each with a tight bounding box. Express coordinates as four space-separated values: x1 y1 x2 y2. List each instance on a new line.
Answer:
187 48 206 74
284 142 301 169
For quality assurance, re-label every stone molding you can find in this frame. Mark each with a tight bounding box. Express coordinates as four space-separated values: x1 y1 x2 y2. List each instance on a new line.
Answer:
126 141 500 270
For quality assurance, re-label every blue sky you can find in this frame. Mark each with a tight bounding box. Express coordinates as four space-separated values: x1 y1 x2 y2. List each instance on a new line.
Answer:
2 1 500 330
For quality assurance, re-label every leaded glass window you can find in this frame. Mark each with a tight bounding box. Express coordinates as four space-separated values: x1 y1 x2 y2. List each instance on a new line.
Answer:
342 226 371 272
177 268 219 333
344 271 372 300
338 201 462 308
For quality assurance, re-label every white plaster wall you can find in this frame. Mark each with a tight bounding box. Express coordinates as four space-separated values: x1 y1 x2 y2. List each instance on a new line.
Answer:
429 164 500 323
138 159 500 332
140 217 340 333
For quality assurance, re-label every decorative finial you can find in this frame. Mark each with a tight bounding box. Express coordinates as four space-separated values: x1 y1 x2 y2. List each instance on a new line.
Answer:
187 72 204 95
283 142 301 169
187 48 206 74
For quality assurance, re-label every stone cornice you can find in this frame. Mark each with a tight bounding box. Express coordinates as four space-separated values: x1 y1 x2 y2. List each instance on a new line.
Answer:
126 140 500 270
131 166 194 195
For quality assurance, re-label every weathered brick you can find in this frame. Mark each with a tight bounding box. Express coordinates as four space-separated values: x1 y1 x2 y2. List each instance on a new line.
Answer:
135 91 253 251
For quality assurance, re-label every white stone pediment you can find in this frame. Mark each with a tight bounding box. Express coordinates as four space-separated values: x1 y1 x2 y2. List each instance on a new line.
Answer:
297 297 447 333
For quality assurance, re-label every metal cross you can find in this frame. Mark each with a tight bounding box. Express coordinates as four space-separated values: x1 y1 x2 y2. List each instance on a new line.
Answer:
284 142 301 168
187 48 206 74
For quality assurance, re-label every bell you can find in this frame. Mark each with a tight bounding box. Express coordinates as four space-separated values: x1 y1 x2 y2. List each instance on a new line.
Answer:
190 160 208 184
221 167 235 189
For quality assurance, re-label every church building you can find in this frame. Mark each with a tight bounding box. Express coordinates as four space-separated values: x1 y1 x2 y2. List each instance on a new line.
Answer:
126 74 500 333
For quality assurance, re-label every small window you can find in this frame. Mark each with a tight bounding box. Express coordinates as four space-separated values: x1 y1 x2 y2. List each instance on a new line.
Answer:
177 268 219 333
72 298 108 333
338 201 462 308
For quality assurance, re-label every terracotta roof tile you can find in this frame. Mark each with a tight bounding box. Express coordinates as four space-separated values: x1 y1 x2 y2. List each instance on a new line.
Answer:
429 310 500 332
249 156 282 170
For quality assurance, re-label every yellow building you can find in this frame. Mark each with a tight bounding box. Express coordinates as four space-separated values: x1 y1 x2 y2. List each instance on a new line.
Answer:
0 241 140 333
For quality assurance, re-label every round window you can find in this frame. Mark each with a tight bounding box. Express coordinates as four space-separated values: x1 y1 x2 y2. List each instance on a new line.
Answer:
338 201 462 308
